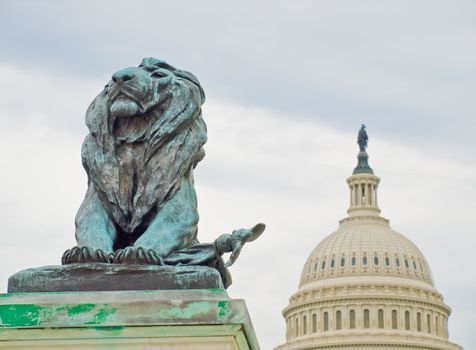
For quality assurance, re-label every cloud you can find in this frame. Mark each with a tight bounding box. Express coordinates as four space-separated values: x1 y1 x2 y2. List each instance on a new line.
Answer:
0 64 99 133
0 65 473 348
194 101 476 349
1 1 475 157
0 2 474 348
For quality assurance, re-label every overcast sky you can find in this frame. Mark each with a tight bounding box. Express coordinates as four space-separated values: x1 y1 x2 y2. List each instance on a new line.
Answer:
0 1 475 349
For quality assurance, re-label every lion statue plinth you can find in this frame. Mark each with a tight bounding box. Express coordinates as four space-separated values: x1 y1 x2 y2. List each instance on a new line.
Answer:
61 58 264 288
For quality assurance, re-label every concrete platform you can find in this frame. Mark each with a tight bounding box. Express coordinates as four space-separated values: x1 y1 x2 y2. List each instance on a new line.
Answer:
0 289 259 349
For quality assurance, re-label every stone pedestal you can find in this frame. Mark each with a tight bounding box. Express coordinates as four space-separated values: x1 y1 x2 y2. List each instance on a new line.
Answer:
0 289 260 349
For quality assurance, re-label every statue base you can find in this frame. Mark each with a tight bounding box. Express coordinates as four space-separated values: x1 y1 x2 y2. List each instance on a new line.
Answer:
0 289 259 349
8 264 224 292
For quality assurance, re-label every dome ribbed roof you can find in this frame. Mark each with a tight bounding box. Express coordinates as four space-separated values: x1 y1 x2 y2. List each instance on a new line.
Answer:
299 216 434 287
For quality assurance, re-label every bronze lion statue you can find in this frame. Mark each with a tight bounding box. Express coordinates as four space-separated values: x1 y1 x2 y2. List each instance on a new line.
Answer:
62 58 264 287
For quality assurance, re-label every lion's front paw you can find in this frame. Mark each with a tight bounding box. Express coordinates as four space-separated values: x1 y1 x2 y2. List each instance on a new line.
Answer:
62 246 112 264
112 247 164 265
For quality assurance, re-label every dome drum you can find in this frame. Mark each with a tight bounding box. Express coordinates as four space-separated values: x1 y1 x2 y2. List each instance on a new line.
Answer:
279 291 458 350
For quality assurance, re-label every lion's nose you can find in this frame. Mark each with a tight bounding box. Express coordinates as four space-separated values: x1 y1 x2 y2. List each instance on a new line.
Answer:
112 68 136 83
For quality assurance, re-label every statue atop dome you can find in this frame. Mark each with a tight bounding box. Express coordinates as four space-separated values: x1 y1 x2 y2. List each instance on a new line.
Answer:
357 124 368 152
353 124 373 175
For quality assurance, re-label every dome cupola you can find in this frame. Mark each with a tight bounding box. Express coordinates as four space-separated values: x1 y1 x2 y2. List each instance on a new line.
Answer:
348 124 380 217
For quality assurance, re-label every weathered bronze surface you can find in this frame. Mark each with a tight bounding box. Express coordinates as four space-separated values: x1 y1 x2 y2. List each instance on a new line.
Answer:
58 58 265 289
8 264 224 292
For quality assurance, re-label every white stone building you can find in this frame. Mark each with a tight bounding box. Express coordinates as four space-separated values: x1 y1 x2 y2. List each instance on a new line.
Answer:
275 134 462 350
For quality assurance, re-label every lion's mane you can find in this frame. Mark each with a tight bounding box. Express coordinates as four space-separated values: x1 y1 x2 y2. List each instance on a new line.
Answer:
81 58 207 234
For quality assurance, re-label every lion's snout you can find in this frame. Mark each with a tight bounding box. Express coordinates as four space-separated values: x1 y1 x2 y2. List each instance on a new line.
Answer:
112 67 137 83
108 67 153 118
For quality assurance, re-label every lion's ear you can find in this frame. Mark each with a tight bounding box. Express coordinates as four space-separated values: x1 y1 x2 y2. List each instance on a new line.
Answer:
140 57 206 104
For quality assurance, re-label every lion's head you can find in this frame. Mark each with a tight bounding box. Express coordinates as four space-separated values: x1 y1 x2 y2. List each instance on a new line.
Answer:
82 58 207 233
85 58 205 144
107 58 205 119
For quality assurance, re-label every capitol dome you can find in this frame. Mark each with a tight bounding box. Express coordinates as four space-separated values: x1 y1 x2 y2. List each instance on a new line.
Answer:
299 215 434 288
275 128 462 350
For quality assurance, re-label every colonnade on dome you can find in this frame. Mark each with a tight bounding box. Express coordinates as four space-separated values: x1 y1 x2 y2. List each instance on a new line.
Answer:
283 288 450 342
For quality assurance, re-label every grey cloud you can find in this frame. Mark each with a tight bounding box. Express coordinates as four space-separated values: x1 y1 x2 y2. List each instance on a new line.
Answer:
0 101 474 349
0 2 475 349
1 0 475 158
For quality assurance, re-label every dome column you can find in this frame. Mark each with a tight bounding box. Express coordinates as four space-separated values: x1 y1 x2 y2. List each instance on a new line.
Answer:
347 174 381 217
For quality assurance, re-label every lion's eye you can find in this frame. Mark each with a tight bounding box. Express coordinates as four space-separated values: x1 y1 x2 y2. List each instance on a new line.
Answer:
150 69 172 79
150 71 164 78
140 65 157 73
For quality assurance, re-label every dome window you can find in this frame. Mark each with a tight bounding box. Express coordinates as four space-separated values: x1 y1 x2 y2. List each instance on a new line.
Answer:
349 309 356 329
378 309 384 328
385 257 390 266
351 257 356 266
314 261 319 272
413 260 417 270
321 260 326 270
374 256 379 266
340 257 345 267
396 258 401 267
323 312 329 331
303 315 307 334
364 309 370 328
427 314 431 333
405 259 410 268
392 310 398 329
417 312 422 331
295 317 299 337
405 311 410 330
330 259 335 268
363 256 368 266
336 310 342 330
312 314 317 333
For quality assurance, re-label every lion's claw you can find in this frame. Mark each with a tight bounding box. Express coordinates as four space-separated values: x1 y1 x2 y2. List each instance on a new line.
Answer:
62 246 112 264
111 247 164 265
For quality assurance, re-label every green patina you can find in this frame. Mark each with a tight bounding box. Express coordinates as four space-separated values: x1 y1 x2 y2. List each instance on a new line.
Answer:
207 288 226 294
0 302 117 327
0 304 51 327
157 301 212 319
94 325 124 335
84 306 117 325
65 303 96 316
217 300 229 319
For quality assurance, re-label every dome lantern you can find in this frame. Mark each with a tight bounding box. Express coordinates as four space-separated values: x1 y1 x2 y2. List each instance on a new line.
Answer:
347 125 381 218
